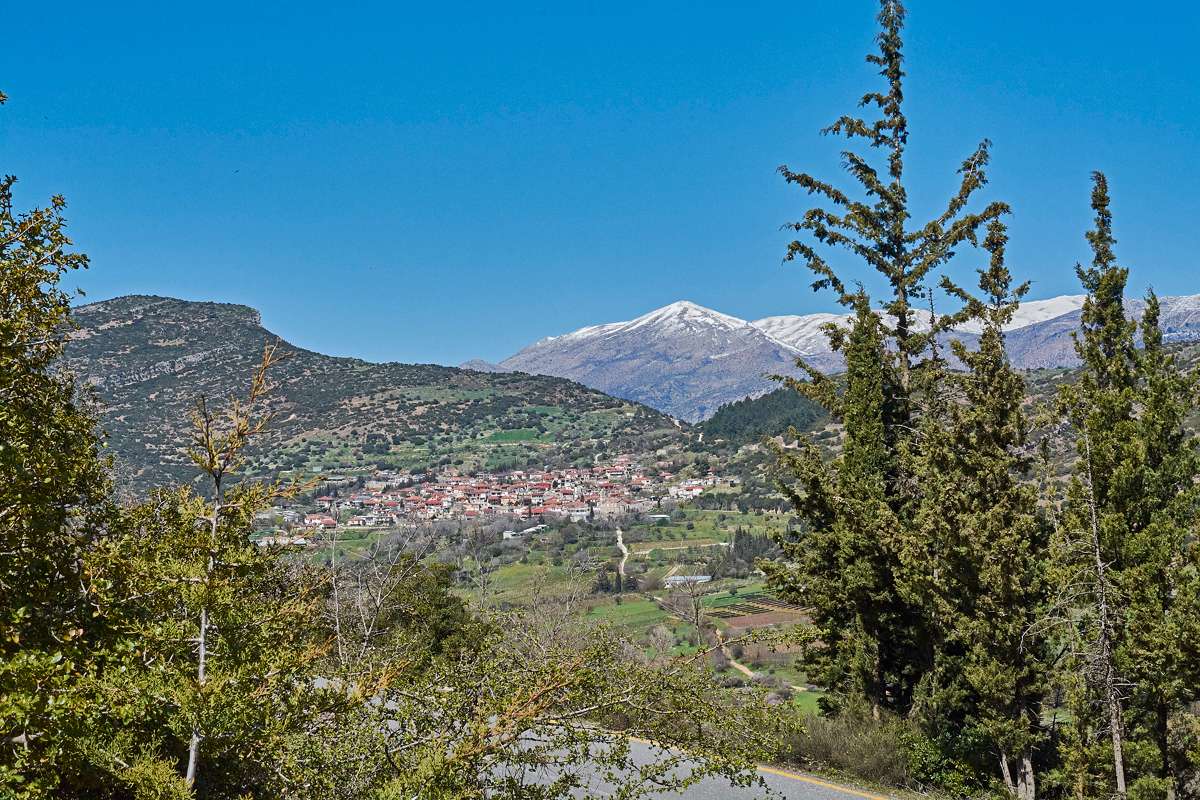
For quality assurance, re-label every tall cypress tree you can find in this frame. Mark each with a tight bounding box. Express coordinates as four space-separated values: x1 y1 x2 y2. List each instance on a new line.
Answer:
766 292 914 714
1053 171 1139 799
903 221 1051 798
770 0 1007 717
1051 172 1200 799
779 0 1008 402
1119 293 1200 800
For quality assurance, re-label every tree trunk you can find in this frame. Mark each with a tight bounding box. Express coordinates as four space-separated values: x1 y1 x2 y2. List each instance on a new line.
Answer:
187 490 220 787
1107 687 1127 799
999 751 1017 797
872 654 884 721
1084 435 1127 798
185 604 207 786
1017 748 1036 800
1159 702 1175 800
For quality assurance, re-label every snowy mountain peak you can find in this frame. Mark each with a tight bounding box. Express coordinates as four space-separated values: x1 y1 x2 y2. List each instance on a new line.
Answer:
498 300 809 421
491 292 1200 422
542 300 762 347
955 294 1087 334
625 300 754 334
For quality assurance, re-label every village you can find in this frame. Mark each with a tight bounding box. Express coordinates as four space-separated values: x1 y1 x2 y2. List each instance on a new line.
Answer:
256 455 739 545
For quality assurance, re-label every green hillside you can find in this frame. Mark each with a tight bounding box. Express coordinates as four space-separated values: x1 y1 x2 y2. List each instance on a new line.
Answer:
65 296 687 493
698 387 828 448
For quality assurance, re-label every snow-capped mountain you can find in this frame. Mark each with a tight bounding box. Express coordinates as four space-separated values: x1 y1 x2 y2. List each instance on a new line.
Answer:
480 294 1200 422
498 301 807 422
751 313 850 355
957 294 1087 334
753 295 1089 347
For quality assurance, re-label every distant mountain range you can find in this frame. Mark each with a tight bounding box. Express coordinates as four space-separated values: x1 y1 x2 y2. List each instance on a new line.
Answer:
467 294 1200 422
66 296 686 494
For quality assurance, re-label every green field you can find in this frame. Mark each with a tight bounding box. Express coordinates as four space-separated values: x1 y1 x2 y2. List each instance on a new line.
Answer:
701 583 768 608
587 596 670 629
485 428 543 443
623 508 788 547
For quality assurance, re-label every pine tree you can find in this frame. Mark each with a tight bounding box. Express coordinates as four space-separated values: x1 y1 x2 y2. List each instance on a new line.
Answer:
770 0 1007 718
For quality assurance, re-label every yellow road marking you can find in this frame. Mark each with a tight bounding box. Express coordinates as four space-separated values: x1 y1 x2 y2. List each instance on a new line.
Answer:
626 736 892 800
755 764 891 800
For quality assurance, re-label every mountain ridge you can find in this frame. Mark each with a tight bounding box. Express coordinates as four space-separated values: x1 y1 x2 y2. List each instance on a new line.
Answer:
481 293 1200 421
498 300 809 422
66 295 688 494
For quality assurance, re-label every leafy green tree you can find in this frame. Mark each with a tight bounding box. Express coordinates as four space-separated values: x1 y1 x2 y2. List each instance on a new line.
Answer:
364 588 789 799
769 0 1007 718
80 349 336 798
0 90 119 795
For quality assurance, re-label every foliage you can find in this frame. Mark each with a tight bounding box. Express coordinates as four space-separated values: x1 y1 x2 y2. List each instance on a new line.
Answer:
698 387 828 449
903 220 1051 798
0 125 118 793
1049 174 1200 799
767 0 1007 720
767 294 925 713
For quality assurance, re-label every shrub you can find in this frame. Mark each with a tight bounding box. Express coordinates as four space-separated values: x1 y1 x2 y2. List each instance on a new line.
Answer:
782 704 910 787
783 703 982 795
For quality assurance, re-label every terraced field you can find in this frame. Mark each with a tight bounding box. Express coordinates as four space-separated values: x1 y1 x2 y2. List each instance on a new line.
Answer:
704 589 806 627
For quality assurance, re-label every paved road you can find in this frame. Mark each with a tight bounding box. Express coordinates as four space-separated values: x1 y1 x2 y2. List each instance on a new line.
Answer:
561 738 891 800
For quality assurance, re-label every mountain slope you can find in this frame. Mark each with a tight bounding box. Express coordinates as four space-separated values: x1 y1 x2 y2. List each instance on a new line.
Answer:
698 387 829 449
66 296 687 494
492 293 1200 421
498 301 804 423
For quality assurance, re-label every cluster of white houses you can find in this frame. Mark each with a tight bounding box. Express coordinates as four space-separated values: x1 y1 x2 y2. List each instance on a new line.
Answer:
283 457 736 533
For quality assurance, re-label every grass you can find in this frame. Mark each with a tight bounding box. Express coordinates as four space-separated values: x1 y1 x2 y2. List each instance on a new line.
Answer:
485 562 576 601
630 538 720 553
624 508 790 547
792 689 825 716
702 583 768 608
587 596 670 630
485 428 542 443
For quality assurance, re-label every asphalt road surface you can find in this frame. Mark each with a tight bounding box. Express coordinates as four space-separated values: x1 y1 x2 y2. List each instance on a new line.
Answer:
562 738 893 800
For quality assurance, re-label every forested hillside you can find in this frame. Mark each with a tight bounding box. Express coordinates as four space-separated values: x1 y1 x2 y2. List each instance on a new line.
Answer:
699 387 828 447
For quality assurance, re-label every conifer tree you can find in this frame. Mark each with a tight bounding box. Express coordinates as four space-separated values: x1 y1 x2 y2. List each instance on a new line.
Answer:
1051 172 1200 799
1052 172 1139 799
1119 293 1200 799
767 293 919 715
770 0 1007 717
779 0 1008 402
904 221 1051 798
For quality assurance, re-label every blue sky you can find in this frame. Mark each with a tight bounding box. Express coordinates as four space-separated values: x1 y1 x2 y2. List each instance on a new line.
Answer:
3 1 1197 365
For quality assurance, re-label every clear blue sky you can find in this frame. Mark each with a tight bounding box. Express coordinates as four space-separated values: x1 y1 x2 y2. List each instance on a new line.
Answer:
3 1 1197 365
